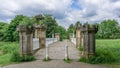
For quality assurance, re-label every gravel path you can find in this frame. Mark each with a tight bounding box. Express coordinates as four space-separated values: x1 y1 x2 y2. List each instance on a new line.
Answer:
1 60 106 68
0 40 107 68
35 40 80 60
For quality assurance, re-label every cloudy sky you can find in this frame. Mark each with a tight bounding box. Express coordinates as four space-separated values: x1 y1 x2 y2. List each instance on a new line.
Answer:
0 0 120 28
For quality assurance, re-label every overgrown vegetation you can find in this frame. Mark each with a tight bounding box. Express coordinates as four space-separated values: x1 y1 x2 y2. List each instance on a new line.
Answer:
11 50 35 62
79 39 120 64
0 42 35 66
0 14 67 42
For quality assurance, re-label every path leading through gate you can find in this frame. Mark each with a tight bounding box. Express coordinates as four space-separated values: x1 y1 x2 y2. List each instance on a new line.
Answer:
1 40 107 68
35 40 80 60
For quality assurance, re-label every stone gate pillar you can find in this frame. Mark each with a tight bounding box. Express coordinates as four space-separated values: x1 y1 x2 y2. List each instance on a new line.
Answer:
34 25 41 48
17 25 33 56
39 25 46 48
34 25 41 38
81 23 98 58
76 25 82 48
55 33 60 41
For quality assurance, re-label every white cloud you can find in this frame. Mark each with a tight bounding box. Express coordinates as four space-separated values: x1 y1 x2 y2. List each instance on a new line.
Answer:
63 0 120 25
0 0 120 28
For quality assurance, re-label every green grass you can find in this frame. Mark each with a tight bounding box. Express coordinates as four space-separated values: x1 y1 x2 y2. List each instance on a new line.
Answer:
63 58 72 63
0 42 18 66
0 54 12 66
0 42 35 66
79 39 120 64
43 57 51 62
0 39 120 66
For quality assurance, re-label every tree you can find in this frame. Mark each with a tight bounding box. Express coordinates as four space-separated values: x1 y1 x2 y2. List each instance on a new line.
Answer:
3 15 27 42
44 15 58 37
96 19 120 39
67 24 75 38
33 14 44 25
75 21 82 28
68 24 75 33
33 14 58 38
1 14 68 42
55 26 67 40
0 22 8 41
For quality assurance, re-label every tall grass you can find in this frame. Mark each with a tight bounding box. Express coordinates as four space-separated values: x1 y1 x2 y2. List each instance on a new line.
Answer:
0 42 35 66
0 42 18 66
80 39 120 64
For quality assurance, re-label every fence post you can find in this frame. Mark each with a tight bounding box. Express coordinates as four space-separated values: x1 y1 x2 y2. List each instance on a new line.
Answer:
45 44 49 60
65 45 69 60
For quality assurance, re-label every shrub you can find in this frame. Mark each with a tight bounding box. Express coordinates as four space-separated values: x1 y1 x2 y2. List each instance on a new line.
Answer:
80 52 116 64
63 58 72 63
1 42 18 54
10 50 21 62
43 57 51 61
60 37 63 41
11 50 36 62
78 46 83 51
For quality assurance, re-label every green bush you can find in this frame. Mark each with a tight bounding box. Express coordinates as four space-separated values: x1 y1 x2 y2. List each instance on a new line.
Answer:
11 50 36 62
43 57 51 61
10 50 21 62
63 58 72 63
20 55 36 62
78 46 83 51
60 37 63 41
1 42 18 54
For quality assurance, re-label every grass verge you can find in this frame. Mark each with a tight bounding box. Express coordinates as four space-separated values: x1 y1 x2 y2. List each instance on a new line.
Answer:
0 42 36 66
79 39 120 64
